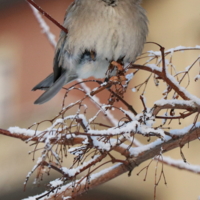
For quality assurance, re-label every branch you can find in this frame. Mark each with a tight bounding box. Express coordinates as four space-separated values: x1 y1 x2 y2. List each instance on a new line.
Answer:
0 128 84 145
130 64 199 102
28 4 57 48
26 0 68 33
24 124 200 200
153 99 198 116
157 156 200 174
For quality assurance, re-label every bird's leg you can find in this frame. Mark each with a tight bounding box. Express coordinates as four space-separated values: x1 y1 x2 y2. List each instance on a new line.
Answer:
109 60 126 82
111 61 123 71
90 60 126 96
105 62 115 79
90 63 114 96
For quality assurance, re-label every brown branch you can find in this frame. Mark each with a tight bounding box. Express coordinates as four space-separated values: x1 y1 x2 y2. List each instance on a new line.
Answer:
107 88 137 115
155 113 194 120
152 101 198 116
157 156 200 174
26 0 68 33
130 64 191 100
0 128 84 145
160 46 166 77
37 125 200 200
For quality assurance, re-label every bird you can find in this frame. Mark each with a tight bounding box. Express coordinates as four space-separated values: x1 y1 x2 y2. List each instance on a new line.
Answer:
32 0 148 104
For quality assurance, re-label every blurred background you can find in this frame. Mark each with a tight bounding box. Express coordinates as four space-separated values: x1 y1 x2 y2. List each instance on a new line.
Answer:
0 0 200 199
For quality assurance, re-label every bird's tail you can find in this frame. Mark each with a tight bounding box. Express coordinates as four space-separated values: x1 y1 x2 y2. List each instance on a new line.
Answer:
32 73 54 91
33 71 67 104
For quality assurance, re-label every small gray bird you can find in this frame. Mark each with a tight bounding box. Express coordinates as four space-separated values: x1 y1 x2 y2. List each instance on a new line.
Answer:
32 0 148 104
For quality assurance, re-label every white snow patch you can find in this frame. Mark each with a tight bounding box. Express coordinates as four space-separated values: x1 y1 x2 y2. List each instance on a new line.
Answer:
154 99 196 108
170 122 200 136
126 73 134 82
8 127 40 136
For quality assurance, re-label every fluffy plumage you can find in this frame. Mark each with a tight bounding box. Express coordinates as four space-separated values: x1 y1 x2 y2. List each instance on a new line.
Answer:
32 0 148 104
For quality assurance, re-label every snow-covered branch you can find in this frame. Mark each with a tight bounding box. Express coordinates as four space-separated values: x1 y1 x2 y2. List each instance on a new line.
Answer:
1 1 200 200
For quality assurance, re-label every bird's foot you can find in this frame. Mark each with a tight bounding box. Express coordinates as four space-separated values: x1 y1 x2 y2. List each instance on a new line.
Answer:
90 61 126 96
111 61 124 71
109 75 126 82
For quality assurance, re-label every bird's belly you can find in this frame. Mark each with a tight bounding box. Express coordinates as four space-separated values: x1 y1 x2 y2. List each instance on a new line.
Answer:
76 59 110 79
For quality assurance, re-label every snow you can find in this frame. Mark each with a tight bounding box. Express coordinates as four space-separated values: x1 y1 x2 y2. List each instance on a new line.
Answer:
185 65 191 71
166 45 186 53
160 156 200 173
66 134 76 139
87 120 164 138
22 163 122 199
126 73 134 82
49 179 64 187
29 5 57 48
62 196 72 200
148 46 200 57
132 88 136 92
91 136 111 151
12 41 200 200
105 110 119 126
154 99 196 108
134 108 155 127
194 75 200 81
47 118 64 131
22 193 46 200
78 79 119 126
129 122 200 156
129 137 164 157
146 64 162 72
148 50 161 56
170 122 200 136
88 109 102 123
164 69 200 105
90 163 122 180
119 109 136 120
166 45 200 53
61 167 79 177
8 126 41 136
61 155 100 177
21 120 200 199
77 114 89 128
